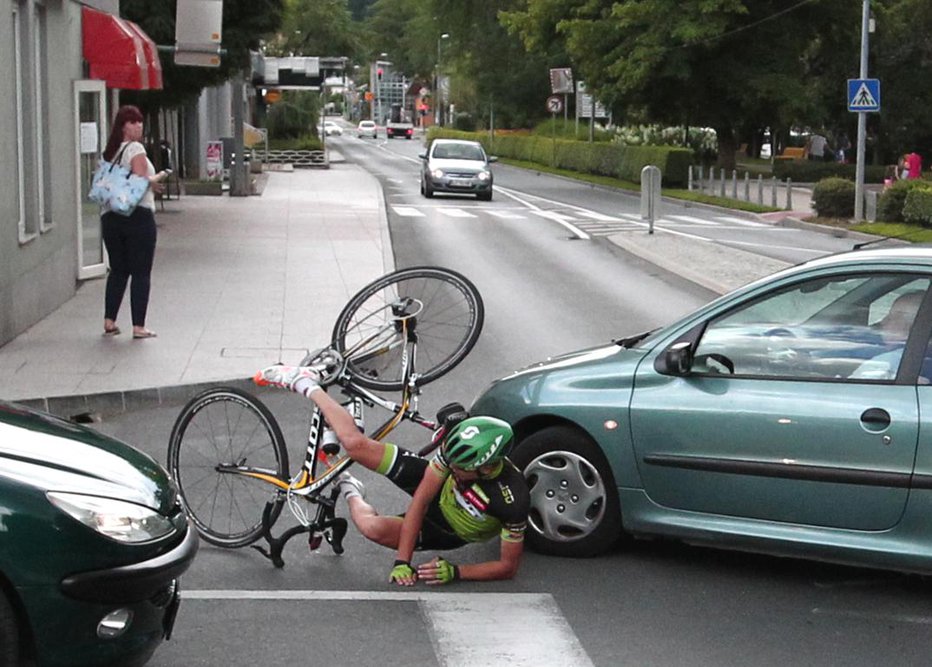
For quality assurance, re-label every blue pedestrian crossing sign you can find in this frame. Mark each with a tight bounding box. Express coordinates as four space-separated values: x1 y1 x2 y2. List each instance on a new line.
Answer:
848 79 881 112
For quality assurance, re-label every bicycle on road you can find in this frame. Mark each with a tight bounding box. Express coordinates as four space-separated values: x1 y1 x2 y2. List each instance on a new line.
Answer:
167 266 484 568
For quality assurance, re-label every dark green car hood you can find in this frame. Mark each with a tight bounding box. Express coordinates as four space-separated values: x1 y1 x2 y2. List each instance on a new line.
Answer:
0 402 175 514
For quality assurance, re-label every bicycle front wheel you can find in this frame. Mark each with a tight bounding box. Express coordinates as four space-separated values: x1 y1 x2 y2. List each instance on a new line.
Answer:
168 387 289 548
332 266 484 390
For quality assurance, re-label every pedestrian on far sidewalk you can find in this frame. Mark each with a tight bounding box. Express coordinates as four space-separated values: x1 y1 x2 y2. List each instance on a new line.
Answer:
906 152 923 180
99 105 164 339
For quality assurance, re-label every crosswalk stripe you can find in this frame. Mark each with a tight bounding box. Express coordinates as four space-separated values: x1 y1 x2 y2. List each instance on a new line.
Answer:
424 594 594 667
715 215 767 227
665 214 719 226
438 208 476 218
580 211 623 222
392 206 426 217
486 210 527 220
183 590 594 666
532 210 579 222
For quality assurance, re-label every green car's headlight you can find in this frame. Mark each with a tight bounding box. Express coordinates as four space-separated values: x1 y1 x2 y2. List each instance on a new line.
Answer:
48 492 174 543
477 171 490 181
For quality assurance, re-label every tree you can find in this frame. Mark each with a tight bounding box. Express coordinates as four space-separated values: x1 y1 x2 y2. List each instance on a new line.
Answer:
265 0 363 58
503 0 860 167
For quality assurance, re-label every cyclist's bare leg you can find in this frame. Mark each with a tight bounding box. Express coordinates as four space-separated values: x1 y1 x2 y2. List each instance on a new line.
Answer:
304 386 386 471
344 499 403 548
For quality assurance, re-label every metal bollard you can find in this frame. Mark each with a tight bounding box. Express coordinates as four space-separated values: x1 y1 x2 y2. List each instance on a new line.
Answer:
732 170 738 199
785 178 793 211
720 168 726 197
771 176 778 208
757 175 764 206
688 165 693 191
744 172 750 201
640 165 662 234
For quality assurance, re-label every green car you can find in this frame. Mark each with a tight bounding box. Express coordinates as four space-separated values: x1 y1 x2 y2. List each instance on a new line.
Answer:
0 401 198 666
471 247 932 573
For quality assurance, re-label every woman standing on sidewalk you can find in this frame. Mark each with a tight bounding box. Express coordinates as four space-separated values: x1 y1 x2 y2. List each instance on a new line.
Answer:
100 105 163 339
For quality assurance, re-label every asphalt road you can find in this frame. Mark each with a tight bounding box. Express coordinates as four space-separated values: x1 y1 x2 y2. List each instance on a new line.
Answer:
87 138 932 666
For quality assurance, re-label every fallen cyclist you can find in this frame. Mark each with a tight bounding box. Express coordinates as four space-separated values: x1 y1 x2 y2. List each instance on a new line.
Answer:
254 363 530 585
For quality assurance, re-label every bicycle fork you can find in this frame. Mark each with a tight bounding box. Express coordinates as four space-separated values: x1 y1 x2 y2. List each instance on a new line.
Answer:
251 489 349 569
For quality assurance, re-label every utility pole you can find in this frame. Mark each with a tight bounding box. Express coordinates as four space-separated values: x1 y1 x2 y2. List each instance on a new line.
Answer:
854 0 870 222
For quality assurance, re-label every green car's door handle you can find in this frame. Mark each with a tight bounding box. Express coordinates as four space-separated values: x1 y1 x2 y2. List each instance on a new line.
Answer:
860 408 891 429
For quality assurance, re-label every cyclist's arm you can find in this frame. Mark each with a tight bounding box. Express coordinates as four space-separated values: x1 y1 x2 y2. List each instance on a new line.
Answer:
396 466 444 564
460 538 524 581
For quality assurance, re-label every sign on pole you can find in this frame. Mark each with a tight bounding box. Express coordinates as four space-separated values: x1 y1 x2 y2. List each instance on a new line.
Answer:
847 78 880 112
175 0 223 67
546 95 563 114
549 68 573 94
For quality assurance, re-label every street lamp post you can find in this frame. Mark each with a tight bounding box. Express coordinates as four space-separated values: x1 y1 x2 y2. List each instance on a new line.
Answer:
436 33 449 126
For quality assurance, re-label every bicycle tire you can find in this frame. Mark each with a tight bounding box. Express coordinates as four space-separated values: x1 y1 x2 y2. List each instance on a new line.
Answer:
168 387 289 548
332 266 484 390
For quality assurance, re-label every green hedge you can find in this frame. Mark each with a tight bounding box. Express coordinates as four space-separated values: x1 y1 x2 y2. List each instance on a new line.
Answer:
812 177 855 218
427 129 694 186
877 180 932 223
903 187 932 225
772 160 887 183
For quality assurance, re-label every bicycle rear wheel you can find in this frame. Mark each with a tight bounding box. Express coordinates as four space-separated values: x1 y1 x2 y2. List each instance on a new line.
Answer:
168 387 289 547
332 266 484 390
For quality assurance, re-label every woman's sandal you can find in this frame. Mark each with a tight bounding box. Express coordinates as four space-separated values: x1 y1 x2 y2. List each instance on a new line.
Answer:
102 327 121 337
132 330 157 339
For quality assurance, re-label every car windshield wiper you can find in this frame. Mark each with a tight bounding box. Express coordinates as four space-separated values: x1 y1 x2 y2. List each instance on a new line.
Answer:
613 330 655 348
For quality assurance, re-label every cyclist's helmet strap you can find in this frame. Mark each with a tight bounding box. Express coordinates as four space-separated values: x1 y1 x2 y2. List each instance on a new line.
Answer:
442 416 513 470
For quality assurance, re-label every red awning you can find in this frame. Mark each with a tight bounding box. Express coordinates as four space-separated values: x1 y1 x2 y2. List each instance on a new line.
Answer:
82 7 163 90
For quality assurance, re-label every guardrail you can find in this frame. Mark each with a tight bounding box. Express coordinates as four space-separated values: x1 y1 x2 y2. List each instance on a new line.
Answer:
246 149 329 169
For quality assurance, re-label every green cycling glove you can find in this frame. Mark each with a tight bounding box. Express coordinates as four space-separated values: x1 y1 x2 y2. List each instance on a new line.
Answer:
389 560 416 583
434 557 460 585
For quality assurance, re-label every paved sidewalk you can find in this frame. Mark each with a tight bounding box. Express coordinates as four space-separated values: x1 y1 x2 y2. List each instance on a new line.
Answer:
0 157 392 412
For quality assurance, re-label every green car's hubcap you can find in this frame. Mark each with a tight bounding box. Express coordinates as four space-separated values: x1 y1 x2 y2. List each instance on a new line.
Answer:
523 451 606 542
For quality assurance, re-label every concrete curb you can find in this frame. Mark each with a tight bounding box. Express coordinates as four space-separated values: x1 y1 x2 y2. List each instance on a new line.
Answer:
15 377 262 421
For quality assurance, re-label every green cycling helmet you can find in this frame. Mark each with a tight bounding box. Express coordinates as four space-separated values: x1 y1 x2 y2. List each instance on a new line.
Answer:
442 416 513 470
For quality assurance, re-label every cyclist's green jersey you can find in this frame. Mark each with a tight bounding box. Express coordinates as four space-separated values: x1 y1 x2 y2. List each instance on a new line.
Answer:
429 453 529 543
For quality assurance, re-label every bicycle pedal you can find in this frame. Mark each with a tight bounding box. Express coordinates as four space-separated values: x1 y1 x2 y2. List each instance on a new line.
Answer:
308 533 323 551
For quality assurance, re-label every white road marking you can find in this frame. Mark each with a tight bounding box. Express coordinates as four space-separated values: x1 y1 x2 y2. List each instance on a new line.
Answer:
665 214 720 226
183 590 593 666
716 215 768 227
438 208 477 218
582 211 623 222
812 607 932 626
532 210 580 223
486 210 527 220
494 186 590 240
392 206 426 217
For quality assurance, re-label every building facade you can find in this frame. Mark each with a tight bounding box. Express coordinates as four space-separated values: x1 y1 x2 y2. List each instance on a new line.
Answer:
0 0 164 346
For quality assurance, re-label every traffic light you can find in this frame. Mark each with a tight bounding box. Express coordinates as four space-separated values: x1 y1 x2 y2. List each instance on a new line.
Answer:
377 68 383 81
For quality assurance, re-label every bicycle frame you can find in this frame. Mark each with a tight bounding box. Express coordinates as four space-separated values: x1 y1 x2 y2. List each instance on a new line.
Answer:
236 309 439 567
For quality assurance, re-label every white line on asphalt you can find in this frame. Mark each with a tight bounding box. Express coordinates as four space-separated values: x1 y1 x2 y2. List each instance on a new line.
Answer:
437 208 477 218
392 206 426 217
665 214 720 226
531 210 580 223
716 215 768 227
812 607 932 626
486 210 527 220
424 593 594 667
182 590 594 666
495 187 590 240
582 212 622 222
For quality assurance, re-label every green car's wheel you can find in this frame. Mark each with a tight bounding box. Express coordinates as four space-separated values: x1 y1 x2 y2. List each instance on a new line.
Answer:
510 425 622 557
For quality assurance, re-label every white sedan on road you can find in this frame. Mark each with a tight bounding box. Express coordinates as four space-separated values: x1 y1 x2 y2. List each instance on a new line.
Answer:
317 121 343 137
356 120 378 139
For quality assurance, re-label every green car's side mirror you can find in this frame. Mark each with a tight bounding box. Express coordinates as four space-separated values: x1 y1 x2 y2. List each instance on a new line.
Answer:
657 340 694 376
